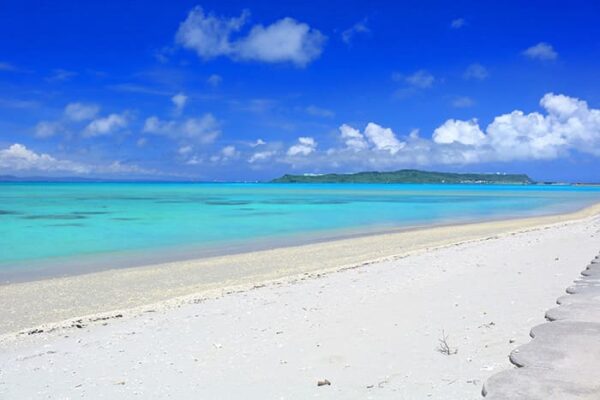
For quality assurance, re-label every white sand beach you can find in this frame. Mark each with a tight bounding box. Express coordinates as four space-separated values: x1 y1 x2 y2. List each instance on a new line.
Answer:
1 206 599 399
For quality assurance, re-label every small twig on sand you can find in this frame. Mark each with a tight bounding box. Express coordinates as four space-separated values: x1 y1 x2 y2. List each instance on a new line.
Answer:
437 330 458 355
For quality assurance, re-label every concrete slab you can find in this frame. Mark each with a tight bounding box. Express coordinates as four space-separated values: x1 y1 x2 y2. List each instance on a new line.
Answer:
482 367 600 399
545 303 600 322
483 254 600 398
566 284 600 294
556 291 600 305
509 321 600 368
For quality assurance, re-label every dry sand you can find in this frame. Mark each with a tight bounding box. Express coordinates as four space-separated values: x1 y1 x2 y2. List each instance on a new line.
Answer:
0 206 599 399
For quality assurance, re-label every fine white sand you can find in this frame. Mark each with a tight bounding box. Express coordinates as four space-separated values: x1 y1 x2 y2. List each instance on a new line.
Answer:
0 211 599 399
2 203 600 336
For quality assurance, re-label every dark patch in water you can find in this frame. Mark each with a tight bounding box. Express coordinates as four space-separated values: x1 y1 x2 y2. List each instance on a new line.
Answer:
238 207 256 211
246 211 288 216
0 210 20 215
71 211 111 215
46 223 86 227
21 214 88 220
112 217 140 221
226 211 287 217
205 200 252 206
308 200 349 205
260 199 307 205
114 196 159 201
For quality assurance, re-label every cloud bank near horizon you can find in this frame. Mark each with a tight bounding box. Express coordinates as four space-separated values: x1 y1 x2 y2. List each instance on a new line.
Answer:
2 93 599 177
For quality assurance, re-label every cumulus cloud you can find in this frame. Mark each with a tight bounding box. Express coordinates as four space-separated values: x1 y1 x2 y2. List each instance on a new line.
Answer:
433 119 485 146
83 113 129 138
143 114 220 144
0 143 88 173
523 42 558 61
271 93 600 171
340 124 368 151
176 6 325 66
341 19 369 44
64 102 100 121
364 123 405 154
463 63 489 80
287 137 317 156
171 92 188 114
483 93 600 159
0 143 155 176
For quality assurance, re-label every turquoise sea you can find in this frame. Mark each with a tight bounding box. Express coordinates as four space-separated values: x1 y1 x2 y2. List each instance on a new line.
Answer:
1 183 600 281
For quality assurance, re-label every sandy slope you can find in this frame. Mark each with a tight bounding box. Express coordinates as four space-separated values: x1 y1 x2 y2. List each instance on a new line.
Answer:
0 214 598 399
2 203 600 336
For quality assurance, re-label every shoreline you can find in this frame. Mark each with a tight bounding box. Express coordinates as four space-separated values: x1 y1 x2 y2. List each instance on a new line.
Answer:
2 201 600 339
2 198 598 284
2 205 599 398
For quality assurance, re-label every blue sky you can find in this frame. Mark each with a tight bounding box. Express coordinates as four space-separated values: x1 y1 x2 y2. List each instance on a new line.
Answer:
1 0 599 182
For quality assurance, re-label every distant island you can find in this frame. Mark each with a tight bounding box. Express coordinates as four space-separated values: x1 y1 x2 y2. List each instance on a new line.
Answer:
271 169 535 184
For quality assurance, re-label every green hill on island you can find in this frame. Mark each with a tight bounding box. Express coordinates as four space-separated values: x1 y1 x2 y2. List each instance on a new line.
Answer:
271 169 535 184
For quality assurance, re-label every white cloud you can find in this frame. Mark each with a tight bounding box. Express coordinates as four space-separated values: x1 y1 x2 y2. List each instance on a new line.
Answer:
143 114 220 144
539 92 582 117
248 150 276 163
178 145 193 155
35 121 63 138
483 93 600 159
273 93 600 171
452 96 475 108
364 123 405 154
450 18 465 29
207 74 222 87
221 145 238 158
306 105 334 118
250 138 266 147
341 19 369 44
186 156 202 165
404 70 435 88
171 92 188 114
175 6 247 59
83 113 128 138
235 18 325 66
0 144 156 177
0 143 88 173
340 124 368 151
463 63 489 80
64 102 100 121
211 145 240 162
287 136 317 156
176 6 325 66
523 42 558 61
433 119 486 146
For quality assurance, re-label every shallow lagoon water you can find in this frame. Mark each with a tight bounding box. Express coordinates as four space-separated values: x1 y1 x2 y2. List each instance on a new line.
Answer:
1 182 600 280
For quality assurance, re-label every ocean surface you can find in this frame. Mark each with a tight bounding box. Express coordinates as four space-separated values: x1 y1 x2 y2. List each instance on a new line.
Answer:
1 182 600 281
